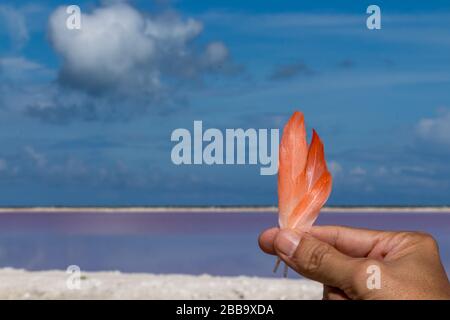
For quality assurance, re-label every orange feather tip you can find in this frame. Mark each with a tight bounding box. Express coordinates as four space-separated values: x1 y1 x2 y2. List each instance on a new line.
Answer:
278 111 333 230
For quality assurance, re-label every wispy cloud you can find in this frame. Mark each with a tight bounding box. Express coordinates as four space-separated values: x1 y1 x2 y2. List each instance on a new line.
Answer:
350 166 367 176
416 108 450 147
0 5 29 50
337 59 355 69
0 158 7 172
24 146 47 168
199 11 363 30
269 61 314 81
199 11 450 47
328 160 343 177
0 57 52 82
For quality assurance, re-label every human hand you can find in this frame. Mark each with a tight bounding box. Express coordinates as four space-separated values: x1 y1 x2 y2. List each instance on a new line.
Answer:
259 226 450 300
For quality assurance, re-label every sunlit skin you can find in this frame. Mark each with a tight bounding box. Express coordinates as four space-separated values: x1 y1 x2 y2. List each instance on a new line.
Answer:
259 226 450 300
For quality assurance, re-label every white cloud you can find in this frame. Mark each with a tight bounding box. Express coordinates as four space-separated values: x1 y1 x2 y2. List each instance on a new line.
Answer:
199 11 450 47
350 166 366 176
203 41 229 67
21 3 237 122
0 57 50 82
0 57 40 70
376 166 388 176
328 160 343 177
24 146 47 168
7 146 155 188
0 159 7 172
48 4 230 95
200 12 362 30
416 108 450 146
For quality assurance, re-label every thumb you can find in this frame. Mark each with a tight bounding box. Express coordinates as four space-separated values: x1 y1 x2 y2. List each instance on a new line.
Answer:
274 229 361 290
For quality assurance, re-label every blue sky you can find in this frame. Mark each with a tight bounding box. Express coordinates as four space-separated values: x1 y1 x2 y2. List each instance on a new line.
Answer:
1 0 450 206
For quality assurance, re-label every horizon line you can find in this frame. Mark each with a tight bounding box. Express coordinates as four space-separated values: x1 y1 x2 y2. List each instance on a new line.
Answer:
0 205 450 213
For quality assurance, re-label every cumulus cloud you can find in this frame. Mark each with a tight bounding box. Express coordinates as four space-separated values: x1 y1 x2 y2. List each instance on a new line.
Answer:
23 3 237 123
49 4 231 93
416 108 450 146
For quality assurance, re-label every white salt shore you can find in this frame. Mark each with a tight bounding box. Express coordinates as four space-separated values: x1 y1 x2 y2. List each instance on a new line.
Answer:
0 268 322 300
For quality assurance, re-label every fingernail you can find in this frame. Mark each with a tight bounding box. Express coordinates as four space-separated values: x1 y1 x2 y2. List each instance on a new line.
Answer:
276 229 301 257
